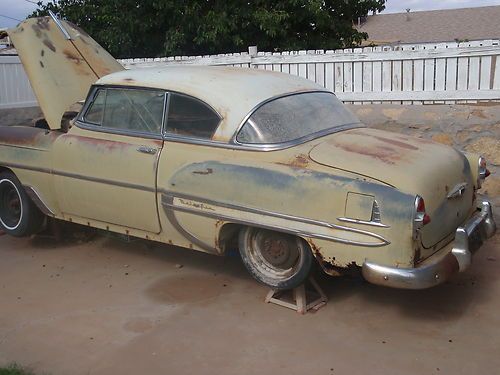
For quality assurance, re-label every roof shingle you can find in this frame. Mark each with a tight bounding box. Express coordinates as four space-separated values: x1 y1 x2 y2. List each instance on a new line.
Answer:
358 6 500 45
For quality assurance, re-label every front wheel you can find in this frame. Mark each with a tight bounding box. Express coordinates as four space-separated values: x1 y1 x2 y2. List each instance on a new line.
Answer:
238 227 313 290
0 172 44 237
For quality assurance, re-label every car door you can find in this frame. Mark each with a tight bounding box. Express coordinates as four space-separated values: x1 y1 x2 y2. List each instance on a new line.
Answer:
52 86 166 233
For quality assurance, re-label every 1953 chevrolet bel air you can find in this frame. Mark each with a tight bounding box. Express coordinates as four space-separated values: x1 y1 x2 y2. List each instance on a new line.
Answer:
0 15 496 290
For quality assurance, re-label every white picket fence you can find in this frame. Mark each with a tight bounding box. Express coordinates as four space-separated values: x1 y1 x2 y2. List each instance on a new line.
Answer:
0 55 38 109
2 39 500 108
122 39 500 105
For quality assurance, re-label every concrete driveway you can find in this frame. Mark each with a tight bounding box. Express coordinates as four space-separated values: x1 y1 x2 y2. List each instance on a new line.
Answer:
0 218 499 375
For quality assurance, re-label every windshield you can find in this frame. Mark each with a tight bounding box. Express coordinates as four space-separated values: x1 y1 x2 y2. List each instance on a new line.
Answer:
236 92 360 145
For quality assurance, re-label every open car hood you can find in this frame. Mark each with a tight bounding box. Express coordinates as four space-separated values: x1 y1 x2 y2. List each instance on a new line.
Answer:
8 16 124 130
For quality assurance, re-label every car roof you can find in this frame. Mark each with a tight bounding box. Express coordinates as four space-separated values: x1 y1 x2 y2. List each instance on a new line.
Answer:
96 66 327 142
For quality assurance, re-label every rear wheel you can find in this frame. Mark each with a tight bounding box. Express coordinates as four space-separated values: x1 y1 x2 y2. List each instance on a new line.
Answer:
238 227 313 290
0 172 44 237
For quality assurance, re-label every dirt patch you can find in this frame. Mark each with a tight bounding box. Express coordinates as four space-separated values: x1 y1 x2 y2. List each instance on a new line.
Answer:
146 274 231 304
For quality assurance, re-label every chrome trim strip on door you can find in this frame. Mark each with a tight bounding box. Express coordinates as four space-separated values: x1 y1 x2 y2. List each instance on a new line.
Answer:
0 161 155 192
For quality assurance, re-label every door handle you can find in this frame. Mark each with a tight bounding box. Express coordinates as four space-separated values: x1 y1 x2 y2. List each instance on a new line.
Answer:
137 146 157 155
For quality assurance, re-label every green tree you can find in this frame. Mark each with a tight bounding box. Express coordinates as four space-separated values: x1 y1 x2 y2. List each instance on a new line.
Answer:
31 0 385 58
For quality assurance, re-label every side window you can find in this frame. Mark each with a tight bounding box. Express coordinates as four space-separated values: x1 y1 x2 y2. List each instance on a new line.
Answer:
166 93 220 139
83 88 165 134
84 89 106 125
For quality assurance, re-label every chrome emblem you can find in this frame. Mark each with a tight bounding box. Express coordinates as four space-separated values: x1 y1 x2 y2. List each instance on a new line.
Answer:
447 182 468 199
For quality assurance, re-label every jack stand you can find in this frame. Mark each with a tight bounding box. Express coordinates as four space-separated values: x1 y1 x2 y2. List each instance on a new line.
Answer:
265 276 328 314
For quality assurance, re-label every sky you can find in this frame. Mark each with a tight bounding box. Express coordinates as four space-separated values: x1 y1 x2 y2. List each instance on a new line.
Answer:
2 0 500 28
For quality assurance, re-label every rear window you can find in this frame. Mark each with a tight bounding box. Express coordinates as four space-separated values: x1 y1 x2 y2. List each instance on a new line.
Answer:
236 92 360 144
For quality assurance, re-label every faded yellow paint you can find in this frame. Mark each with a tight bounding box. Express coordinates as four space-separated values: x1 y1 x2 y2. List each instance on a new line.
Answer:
8 17 123 130
0 17 491 283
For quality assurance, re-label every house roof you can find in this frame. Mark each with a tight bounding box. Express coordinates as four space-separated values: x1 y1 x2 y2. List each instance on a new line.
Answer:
358 5 500 45
98 66 326 141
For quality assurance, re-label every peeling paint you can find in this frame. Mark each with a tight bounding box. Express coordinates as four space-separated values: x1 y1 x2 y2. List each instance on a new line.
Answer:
42 39 56 52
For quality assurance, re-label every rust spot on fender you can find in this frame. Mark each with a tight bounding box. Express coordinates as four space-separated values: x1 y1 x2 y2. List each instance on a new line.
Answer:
36 17 51 30
63 50 83 64
43 39 56 52
278 153 309 169
192 168 213 175
349 130 418 150
371 135 418 150
0 126 62 148
334 141 399 165
306 239 342 276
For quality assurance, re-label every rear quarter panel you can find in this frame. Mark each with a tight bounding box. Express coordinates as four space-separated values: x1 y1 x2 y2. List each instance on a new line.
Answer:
157 140 417 271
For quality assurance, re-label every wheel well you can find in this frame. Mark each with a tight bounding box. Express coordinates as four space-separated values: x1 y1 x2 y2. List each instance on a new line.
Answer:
217 223 243 254
0 166 14 175
217 223 316 257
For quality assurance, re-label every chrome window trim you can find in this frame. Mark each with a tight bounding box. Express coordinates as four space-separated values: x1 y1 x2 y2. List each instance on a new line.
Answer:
82 87 106 126
78 86 363 151
230 90 364 148
232 123 363 151
75 120 164 141
160 122 364 152
76 85 167 140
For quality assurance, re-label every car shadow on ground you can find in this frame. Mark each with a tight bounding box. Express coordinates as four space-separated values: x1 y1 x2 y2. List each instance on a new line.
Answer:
315 244 497 322
21 221 499 322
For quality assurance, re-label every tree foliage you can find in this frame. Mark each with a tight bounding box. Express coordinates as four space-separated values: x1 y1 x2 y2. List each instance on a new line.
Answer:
31 0 385 58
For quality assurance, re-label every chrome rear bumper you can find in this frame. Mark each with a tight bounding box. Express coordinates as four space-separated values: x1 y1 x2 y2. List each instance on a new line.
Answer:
362 201 497 289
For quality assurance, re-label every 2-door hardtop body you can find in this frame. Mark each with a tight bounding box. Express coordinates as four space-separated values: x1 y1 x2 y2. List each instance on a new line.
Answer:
0 16 496 290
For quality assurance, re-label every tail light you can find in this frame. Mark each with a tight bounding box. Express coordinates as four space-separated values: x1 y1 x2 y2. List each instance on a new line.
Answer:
414 195 431 239
478 156 490 188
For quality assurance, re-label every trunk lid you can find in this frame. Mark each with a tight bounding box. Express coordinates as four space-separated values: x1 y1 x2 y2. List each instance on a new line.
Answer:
8 16 124 130
309 128 475 256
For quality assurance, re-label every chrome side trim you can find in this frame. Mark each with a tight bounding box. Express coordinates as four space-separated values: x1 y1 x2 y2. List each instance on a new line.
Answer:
447 182 468 199
337 217 390 228
0 162 52 174
23 186 55 217
161 191 391 247
54 170 156 192
162 195 219 254
0 161 155 192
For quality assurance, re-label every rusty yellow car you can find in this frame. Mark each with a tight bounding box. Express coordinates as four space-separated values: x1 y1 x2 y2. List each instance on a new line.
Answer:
0 15 496 290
